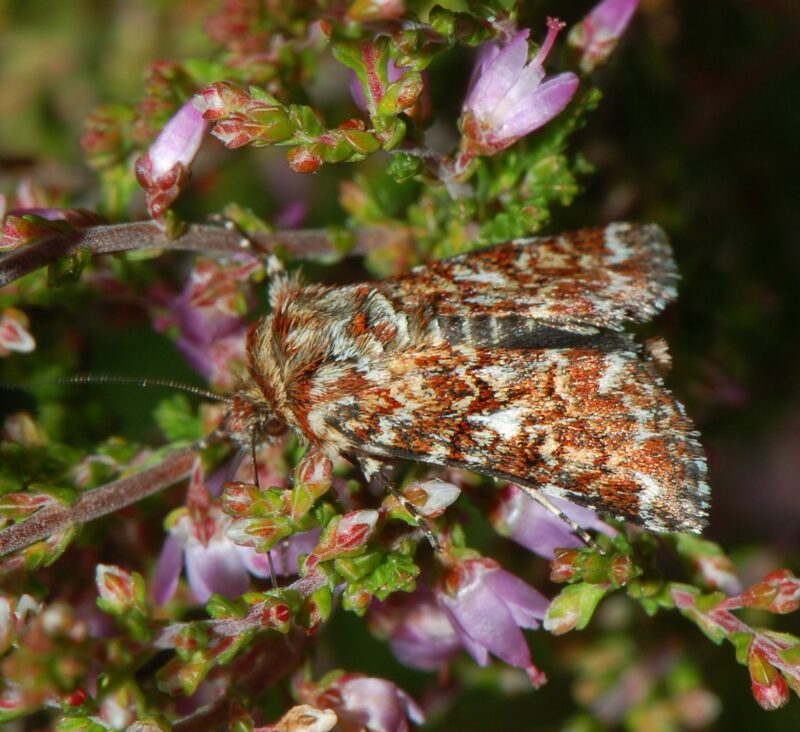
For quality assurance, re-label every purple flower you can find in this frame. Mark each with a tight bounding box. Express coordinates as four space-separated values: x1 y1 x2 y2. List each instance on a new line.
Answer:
435 557 550 686
155 512 320 605
460 19 578 159
154 508 250 605
568 0 640 73
154 462 318 605
369 583 461 671
151 258 258 389
491 484 615 558
134 101 208 218
295 673 424 732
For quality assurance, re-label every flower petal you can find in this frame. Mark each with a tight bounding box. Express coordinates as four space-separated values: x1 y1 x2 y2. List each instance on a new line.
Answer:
439 603 490 666
147 101 208 180
184 537 249 603
589 0 639 39
153 532 184 605
440 587 533 670
496 486 615 558
466 30 530 120
496 71 578 141
483 568 549 629
339 677 425 732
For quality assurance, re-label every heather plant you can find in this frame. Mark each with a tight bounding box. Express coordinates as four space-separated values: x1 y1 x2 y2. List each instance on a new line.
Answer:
0 1 798 730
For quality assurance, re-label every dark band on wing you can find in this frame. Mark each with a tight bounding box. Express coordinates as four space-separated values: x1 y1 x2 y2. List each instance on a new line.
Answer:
438 315 635 351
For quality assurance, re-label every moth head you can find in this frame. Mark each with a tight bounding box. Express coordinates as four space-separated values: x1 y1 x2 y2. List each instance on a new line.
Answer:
222 393 288 449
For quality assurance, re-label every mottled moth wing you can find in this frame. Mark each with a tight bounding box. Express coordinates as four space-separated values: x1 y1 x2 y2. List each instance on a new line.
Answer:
380 222 677 332
325 343 709 533
248 222 708 533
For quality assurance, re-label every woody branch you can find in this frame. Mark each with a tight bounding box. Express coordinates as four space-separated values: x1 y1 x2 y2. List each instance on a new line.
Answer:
0 221 410 287
0 447 197 557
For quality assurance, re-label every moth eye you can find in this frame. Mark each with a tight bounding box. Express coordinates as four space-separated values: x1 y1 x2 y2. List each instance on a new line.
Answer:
264 415 288 437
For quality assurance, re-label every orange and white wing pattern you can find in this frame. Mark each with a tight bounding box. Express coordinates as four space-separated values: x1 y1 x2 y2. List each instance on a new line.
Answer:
321 342 708 533
380 223 677 332
245 223 708 532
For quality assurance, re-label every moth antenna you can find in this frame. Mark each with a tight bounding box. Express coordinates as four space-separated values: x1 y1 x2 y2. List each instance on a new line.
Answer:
251 435 279 590
0 373 232 404
513 483 602 552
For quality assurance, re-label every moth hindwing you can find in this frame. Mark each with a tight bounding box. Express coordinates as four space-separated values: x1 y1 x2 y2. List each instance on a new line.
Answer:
234 223 709 534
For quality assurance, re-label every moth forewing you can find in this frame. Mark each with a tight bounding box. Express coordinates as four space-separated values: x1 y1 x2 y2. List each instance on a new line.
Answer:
237 223 708 535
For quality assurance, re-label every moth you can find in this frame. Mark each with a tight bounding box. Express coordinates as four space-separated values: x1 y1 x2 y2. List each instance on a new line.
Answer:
225 222 709 534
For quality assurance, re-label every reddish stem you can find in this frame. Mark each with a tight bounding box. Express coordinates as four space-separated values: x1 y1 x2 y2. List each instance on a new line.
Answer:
172 632 308 732
152 569 329 650
0 221 410 287
0 448 197 557
672 588 800 684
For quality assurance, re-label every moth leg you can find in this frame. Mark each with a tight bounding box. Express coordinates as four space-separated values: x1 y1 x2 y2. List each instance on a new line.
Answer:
250 438 278 589
210 212 283 275
357 457 442 552
513 483 601 552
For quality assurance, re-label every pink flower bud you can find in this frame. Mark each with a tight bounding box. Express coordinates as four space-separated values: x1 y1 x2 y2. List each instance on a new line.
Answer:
308 510 379 563
287 146 323 174
461 20 578 159
96 564 141 613
568 0 640 73
748 645 790 710
255 704 337 732
0 309 35 356
740 569 800 614
295 451 333 492
193 82 252 120
549 549 582 583
134 101 208 219
402 478 461 518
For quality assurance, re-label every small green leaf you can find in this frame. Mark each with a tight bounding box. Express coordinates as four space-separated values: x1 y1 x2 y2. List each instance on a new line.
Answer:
544 582 609 635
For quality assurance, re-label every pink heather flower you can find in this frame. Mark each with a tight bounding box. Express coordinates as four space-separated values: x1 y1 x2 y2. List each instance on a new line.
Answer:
436 557 550 685
154 466 318 604
151 258 257 389
491 484 615 558
369 583 461 671
568 0 640 73
154 508 250 605
134 101 209 219
296 674 424 732
0 308 35 357
274 201 308 229
460 19 578 158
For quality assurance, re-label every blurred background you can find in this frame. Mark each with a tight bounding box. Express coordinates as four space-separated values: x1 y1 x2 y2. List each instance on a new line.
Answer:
1 0 799 729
